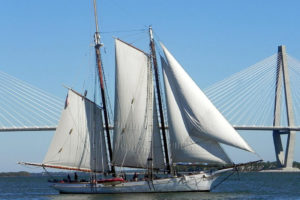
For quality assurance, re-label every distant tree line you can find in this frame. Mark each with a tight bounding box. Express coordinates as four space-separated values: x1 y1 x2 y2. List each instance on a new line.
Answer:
174 161 300 172
0 171 30 177
257 161 300 170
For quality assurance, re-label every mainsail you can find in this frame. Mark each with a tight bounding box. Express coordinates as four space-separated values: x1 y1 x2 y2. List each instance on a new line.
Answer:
152 94 165 169
160 44 253 154
112 39 164 169
43 89 109 172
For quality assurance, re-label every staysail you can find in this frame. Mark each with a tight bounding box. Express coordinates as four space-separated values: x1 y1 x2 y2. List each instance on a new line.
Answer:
43 89 109 172
160 44 253 153
112 39 164 169
162 58 231 164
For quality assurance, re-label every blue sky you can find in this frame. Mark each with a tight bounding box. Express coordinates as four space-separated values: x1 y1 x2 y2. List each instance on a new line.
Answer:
1 0 300 172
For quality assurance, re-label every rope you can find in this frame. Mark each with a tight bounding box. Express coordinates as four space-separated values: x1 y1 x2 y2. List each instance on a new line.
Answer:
43 167 56 180
210 171 235 191
100 28 146 34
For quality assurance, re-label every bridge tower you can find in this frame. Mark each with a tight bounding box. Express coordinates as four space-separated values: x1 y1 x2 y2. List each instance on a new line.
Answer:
273 45 296 169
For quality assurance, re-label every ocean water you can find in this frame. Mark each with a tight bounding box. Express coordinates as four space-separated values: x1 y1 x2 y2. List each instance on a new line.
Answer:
0 172 299 200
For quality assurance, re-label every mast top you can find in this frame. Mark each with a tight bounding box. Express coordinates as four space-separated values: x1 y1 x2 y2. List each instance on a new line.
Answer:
149 26 154 40
93 0 100 33
93 0 102 47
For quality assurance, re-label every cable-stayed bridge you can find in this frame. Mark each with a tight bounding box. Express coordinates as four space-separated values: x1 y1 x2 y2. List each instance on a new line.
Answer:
205 47 300 129
1 45 300 170
204 46 300 170
0 70 63 132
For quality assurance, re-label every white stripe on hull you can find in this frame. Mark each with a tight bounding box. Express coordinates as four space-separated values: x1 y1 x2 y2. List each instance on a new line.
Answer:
53 173 218 194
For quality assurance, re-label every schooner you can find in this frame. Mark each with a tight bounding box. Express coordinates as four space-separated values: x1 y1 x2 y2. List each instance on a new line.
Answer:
20 0 258 194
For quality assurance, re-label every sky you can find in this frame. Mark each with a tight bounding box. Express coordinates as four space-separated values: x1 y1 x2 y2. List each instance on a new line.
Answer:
1 0 300 172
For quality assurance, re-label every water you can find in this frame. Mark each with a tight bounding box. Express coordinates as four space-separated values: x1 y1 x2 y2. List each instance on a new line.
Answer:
0 172 299 200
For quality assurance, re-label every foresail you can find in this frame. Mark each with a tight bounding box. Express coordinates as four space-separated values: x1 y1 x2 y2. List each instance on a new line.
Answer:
43 89 109 172
160 44 253 153
112 39 153 168
162 58 231 164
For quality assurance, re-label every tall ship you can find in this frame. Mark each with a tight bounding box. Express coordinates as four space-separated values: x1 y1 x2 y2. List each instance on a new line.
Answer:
20 0 257 194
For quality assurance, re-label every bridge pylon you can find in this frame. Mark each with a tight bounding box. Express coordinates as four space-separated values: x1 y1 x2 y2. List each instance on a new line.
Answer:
273 45 297 170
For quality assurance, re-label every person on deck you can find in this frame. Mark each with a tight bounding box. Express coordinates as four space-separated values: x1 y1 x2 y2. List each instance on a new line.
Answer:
74 172 78 182
67 174 71 182
132 172 138 181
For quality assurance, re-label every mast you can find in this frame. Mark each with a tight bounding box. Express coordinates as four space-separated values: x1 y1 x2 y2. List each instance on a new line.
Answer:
93 0 115 174
149 26 171 173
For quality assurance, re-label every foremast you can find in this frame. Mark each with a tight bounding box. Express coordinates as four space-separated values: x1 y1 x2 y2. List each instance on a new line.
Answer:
93 0 115 174
149 27 171 173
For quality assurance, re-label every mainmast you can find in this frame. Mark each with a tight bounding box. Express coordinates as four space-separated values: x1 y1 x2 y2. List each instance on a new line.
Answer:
93 0 115 174
149 26 171 173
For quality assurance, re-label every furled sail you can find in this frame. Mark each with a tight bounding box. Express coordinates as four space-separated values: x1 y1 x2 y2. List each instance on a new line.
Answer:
160 43 253 153
43 89 109 172
113 39 164 169
162 58 231 164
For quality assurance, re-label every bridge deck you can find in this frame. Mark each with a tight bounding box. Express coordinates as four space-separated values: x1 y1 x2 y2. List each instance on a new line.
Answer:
1 126 300 132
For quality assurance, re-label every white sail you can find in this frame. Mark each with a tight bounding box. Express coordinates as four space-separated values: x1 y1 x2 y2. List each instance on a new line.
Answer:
112 39 154 168
162 58 231 164
160 44 253 153
152 94 166 169
43 89 109 172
